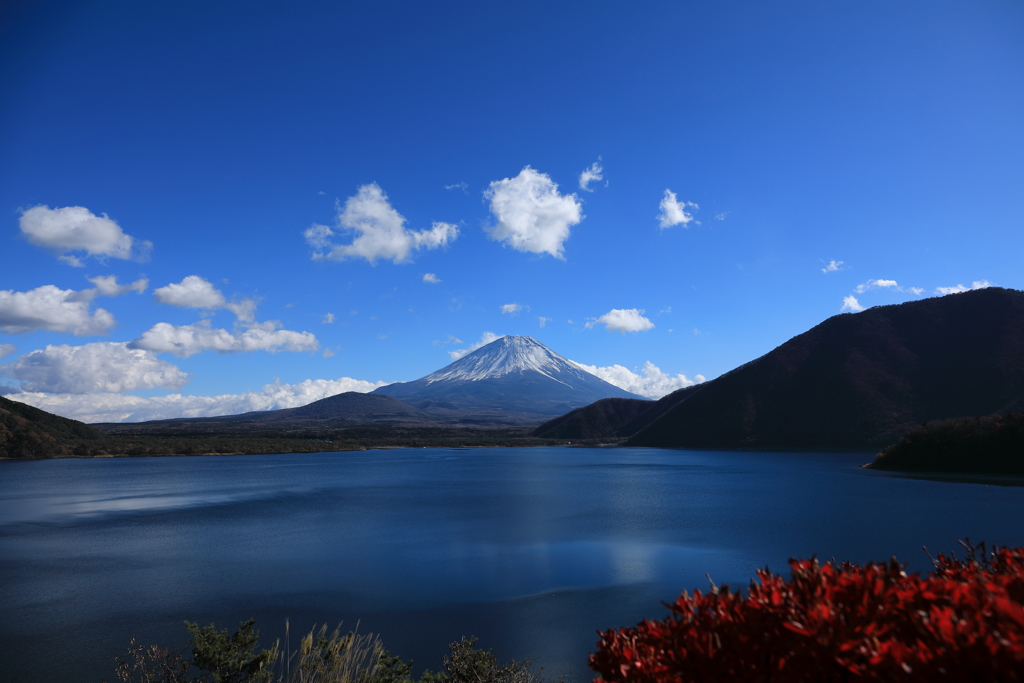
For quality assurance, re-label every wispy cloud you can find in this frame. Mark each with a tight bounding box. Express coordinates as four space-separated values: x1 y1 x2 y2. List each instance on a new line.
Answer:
484 167 582 259
19 205 152 266
854 279 898 294
538 316 551 328
578 159 604 192
501 303 524 315
433 335 462 347
936 280 992 295
444 182 469 194
841 278 928 312
586 308 654 333
845 278 926 306
305 184 458 264
821 259 844 273
657 189 698 229
422 273 441 284
322 313 335 324
448 331 501 361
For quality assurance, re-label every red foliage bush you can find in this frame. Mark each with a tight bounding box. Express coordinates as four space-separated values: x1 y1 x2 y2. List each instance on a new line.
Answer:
590 541 1024 682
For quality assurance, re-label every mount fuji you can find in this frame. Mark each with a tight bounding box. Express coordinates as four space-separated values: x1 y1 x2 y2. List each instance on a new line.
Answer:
371 336 646 422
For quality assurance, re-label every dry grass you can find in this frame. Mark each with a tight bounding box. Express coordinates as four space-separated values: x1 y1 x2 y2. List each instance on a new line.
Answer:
278 621 382 683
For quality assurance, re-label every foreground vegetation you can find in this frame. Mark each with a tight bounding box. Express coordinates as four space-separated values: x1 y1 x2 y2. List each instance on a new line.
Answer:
112 542 1024 683
592 540 1024 682
109 620 547 683
867 411 1024 473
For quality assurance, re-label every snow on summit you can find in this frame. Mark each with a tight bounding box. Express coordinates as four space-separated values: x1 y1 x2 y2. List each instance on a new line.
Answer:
423 336 586 385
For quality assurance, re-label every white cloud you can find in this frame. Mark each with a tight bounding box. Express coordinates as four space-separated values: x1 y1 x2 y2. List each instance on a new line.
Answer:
538 317 551 328
657 190 698 229
0 342 188 393
854 279 899 294
821 260 844 273
154 275 226 309
0 284 116 335
131 320 318 358
0 275 149 335
305 184 458 264
322 348 335 358
586 308 654 333
579 160 604 192
445 182 469 194
484 167 583 259
501 303 523 315
0 344 16 360
423 273 441 284
448 331 501 361
936 280 992 295
847 278 927 302
570 359 704 399
7 376 389 423
20 205 151 265
322 313 335 324
841 295 865 312
154 275 256 322
86 275 148 297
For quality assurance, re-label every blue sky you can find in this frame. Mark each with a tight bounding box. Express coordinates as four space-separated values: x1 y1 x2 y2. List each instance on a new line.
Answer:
1 0 1022 422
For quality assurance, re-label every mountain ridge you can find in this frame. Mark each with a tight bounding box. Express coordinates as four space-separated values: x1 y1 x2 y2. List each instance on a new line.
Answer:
626 287 1024 450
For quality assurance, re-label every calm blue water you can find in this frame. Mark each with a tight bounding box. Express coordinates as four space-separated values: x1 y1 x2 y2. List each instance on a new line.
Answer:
2 447 1023 682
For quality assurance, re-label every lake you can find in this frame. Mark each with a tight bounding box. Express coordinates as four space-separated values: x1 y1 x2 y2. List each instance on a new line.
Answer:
2 447 1023 682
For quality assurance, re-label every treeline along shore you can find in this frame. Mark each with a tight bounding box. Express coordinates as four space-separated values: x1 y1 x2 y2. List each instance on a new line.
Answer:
0 396 574 459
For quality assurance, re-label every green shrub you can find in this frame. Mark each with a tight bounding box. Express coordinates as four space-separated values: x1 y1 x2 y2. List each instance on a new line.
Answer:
185 618 277 683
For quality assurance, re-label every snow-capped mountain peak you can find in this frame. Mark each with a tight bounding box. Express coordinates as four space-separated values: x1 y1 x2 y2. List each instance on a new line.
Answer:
423 336 587 385
370 334 644 418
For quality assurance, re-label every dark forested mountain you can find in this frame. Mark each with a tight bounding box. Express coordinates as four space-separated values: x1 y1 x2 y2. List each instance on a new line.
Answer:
625 287 1024 450
267 391 431 422
0 395 104 458
372 335 644 422
866 412 1024 473
533 397 654 440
